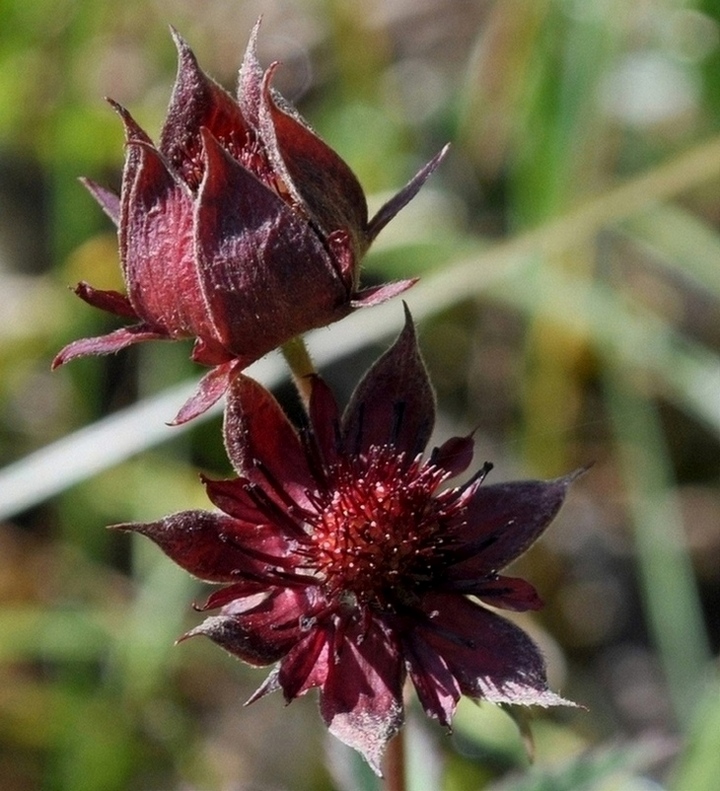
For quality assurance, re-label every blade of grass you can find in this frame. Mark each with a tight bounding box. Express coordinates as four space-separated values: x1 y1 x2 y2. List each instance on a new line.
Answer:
622 203 720 298
603 366 711 729
489 265 720 439
671 677 720 791
403 131 720 312
0 356 284 520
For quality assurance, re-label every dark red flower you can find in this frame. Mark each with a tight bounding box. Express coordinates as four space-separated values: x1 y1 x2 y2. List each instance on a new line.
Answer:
53 21 447 423
115 309 577 771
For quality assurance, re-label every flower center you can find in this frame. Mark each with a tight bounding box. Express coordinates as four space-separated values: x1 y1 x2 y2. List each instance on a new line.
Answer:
309 446 447 609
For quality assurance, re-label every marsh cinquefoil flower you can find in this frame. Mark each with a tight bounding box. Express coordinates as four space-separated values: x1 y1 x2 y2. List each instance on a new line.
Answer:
53 22 446 423
115 311 576 771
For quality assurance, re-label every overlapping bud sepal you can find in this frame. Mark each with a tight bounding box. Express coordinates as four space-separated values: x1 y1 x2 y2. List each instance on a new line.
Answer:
53 21 447 423
112 308 577 773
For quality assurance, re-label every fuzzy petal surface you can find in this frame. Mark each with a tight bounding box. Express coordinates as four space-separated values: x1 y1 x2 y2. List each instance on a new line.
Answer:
169 359 240 425
455 575 544 611
431 435 476 479
223 374 316 508
194 131 351 358
342 304 435 458
308 374 342 470
367 144 450 241
121 142 214 338
278 624 333 700
444 474 578 579
418 592 571 707
320 618 405 775
350 278 417 308
52 325 166 368
80 178 120 225
113 509 295 583
257 64 369 256
72 282 138 318
160 28 250 189
187 587 320 666
402 627 461 726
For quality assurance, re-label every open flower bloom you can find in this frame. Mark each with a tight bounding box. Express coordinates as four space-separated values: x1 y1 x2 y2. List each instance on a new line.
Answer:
53 21 447 423
115 310 577 772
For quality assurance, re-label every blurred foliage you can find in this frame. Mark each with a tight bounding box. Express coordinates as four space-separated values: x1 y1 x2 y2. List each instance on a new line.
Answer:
2 0 720 789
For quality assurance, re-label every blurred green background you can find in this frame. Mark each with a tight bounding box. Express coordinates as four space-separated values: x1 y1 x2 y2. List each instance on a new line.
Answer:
1 0 720 789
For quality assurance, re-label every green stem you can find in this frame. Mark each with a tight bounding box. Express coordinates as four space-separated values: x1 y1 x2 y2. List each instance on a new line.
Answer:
280 335 316 411
383 731 406 791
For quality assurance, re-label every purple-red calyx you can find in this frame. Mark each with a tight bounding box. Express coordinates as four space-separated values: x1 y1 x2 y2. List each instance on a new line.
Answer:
114 309 577 773
53 20 447 424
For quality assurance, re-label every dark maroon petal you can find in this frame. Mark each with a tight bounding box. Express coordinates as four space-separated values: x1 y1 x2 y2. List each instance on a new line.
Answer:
223 374 316 507
191 336 235 366
109 99 152 284
160 28 250 189
169 359 241 425
320 618 405 775
80 177 120 225
367 145 450 242
256 61 369 255
278 624 332 701
308 375 342 469
217 516 298 562
73 282 137 318
402 628 461 726
111 510 290 583
184 614 272 663
111 511 240 582
194 130 350 359
350 278 417 308
245 668 281 705
418 593 572 707
431 435 475 479
236 17 264 129
203 476 268 523
342 305 434 459
204 474 311 546
444 473 578 579
108 98 153 145
51 325 166 369
196 580 269 611
121 140 216 339
181 607 289 666
193 586 321 665
447 575 544 612
325 229 356 292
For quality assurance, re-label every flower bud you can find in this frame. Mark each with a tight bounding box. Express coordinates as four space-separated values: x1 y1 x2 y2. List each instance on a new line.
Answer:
113 307 578 771
54 21 447 423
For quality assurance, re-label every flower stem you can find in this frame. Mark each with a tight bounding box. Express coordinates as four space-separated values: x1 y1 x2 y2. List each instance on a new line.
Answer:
280 335 316 410
383 731 407 791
